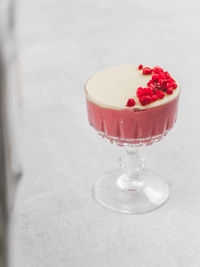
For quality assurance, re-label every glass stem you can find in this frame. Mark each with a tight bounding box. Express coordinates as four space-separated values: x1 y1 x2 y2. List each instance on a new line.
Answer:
117 148 145 191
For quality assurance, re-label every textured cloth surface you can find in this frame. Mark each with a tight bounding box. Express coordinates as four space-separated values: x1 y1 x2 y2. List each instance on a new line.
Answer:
11 0 200 266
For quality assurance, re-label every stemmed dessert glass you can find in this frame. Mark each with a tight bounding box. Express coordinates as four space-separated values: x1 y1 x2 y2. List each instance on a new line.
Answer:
85 66 179 214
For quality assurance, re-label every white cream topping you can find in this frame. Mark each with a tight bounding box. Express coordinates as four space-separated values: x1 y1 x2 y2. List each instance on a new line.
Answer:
85 65 180 110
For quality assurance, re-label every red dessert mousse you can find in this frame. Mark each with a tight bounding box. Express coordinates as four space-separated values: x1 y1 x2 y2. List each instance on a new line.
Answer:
85 65 180 145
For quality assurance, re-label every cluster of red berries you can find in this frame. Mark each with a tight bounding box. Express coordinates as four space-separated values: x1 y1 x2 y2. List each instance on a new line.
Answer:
126 65 177 107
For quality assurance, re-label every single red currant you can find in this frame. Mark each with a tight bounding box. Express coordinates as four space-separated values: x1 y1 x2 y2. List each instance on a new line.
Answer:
139 96 151 106
160 80 168 89
143 67 152 75
152 66 163 74
151 95 159 101
152 74 159 82
166 88 173 95
138 64 143 70
155 90 165 99
164 71 170 79
171 82 177 89
126 98 136 107
136 87 143 97
147 80 154 86
158 72 165 80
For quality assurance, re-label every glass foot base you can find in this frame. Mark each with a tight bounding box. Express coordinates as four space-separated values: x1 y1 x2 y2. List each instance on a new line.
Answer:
94 169 169 214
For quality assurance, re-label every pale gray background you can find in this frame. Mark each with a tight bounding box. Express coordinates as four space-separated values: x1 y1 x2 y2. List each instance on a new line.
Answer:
12 0 200 266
